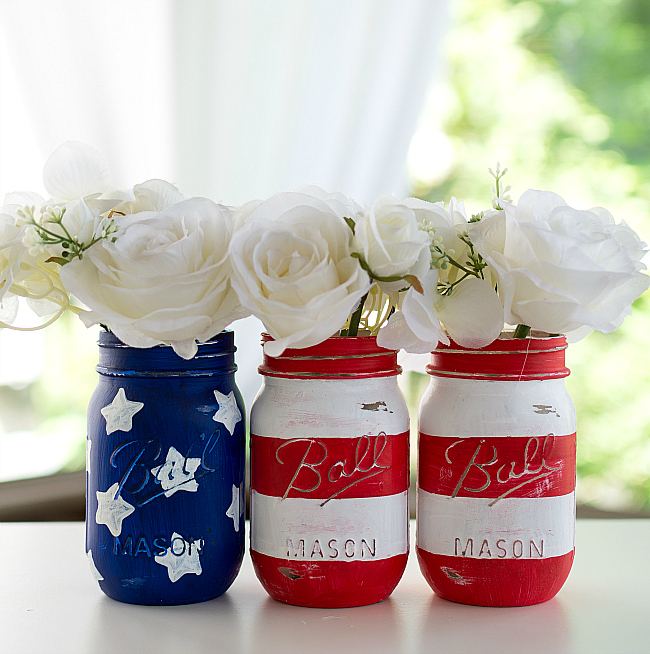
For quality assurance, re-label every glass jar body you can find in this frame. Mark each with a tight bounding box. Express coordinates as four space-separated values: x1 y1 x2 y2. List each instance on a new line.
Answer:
417 337 576 607
250 336 410 608
86 331 246 605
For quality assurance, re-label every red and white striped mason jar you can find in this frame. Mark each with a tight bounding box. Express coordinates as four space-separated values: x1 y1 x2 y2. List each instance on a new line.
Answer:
250 335 410 608
417 335 576 607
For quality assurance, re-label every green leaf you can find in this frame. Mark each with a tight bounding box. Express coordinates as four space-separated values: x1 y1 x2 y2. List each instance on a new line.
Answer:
45 257 69 266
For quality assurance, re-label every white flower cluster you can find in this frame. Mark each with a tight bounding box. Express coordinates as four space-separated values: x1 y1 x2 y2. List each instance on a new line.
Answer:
1 143 648 358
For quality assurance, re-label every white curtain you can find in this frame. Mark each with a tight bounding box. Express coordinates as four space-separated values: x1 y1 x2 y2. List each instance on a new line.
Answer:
0 0 450 418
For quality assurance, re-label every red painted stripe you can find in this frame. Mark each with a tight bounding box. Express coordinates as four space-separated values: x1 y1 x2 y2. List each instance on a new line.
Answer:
251 550 408 608
416 547 574 607
426 336 569 381
252 432 409 500
419 433 576 499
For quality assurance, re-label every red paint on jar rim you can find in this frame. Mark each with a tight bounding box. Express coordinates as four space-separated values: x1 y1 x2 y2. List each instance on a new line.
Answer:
426 336 569 381
259 334 401 379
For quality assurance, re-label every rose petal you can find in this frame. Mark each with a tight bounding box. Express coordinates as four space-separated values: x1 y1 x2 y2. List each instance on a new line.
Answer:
43 142 111 200
436 277 503 349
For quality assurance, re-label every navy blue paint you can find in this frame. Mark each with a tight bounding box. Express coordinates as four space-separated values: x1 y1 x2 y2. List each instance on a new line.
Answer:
86 330 245 605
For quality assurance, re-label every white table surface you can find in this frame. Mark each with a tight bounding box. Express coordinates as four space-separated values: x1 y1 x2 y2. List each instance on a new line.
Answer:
1 520 649 654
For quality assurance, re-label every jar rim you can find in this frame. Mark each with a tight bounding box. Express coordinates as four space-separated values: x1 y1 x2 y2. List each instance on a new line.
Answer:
427 335 569 381
96 329 237 377
258 334 401 379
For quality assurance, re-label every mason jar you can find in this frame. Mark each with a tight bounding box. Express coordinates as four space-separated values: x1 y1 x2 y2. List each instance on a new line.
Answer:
86 330 246 605
417 335 576 607
250 335 410 608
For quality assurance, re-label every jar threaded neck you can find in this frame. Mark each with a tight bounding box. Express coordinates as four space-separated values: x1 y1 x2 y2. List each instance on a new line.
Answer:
426 336 569 381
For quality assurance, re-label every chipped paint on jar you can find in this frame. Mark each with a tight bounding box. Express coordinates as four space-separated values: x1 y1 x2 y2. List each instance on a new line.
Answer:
86 330 246 605
417 335 577 607
250 335 409 608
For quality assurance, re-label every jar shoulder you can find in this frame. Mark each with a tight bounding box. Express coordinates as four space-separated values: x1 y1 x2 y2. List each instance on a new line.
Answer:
251 377 409 437
418 377 576 437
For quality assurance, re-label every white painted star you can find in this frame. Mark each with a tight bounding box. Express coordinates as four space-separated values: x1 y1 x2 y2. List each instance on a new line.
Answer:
226 482 245 532
154 532 204 582
95 482 135 537
87 549 104 583
86 438 92 476
101 388 144 435
151 446 202 497
212 390 242 435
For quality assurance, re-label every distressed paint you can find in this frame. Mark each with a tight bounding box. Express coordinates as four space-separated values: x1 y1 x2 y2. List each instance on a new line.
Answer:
417 336 577 607
250 336 409 608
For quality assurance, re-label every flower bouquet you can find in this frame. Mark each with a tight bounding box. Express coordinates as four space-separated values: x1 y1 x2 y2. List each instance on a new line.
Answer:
1 144 648 608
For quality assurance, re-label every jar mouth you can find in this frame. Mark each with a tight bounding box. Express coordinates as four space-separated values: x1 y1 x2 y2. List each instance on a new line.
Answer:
427 335 569 381
258 334 401 379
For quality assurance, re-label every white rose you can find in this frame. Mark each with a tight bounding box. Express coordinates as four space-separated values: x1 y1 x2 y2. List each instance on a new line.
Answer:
229 191 372 356
293 184 362 221
60 197 247 359
377 269 503 353
0 211 28 325
354 195 431 292
231 185 359 234
0 206 69 324
468 189 650 340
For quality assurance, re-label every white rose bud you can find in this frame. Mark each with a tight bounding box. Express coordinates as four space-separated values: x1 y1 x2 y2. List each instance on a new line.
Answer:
354 195 431 292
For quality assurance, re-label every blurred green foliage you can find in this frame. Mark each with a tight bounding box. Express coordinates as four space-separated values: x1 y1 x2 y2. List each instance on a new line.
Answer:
410 0 650 512
519 0 650 170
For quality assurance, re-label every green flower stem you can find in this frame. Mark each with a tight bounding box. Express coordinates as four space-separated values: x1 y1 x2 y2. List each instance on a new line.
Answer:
513 324 531 339
345 293 368 337
442 253 481 278
439 272 473 295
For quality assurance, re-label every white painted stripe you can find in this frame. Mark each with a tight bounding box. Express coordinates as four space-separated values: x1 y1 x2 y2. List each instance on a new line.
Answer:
418 377 576 438
251 377 409 438
417 489 575 559
251 490 409 562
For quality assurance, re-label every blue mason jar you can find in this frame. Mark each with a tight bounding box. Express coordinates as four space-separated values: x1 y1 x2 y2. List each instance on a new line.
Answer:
85 330 245 605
